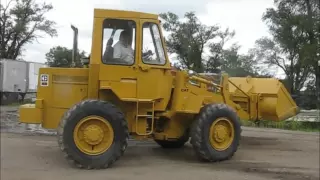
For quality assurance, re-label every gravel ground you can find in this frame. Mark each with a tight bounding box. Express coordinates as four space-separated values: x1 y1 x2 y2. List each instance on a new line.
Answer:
0 105 56 135
0 105 319 180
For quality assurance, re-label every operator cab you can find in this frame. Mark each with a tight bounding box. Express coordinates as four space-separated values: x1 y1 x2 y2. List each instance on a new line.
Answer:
101 17 167 67
88 9 172 101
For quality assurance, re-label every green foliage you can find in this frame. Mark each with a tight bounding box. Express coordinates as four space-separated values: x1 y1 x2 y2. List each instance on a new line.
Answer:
252 0 320 94
45 46 87 68
160 11 260 77
210 44 261 77
205 28 236 74
241 119 320 132
252 37 312 93
0 0 57 59
160 11 221 73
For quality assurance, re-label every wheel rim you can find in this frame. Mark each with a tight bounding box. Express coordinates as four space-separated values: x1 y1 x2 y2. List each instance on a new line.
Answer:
209 117 234 151
73 115 114 155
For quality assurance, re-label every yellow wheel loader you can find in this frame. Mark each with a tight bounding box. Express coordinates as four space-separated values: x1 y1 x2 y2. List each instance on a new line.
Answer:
18 9 300 169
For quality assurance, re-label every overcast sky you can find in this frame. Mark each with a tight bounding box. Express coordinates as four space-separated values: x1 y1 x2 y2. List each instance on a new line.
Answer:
8 0 280 75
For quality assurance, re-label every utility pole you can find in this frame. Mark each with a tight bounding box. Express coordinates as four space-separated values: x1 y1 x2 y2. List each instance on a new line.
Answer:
317 60 320 110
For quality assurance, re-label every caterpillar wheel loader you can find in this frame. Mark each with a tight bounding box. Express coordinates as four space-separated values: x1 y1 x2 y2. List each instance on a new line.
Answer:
18 8 300 169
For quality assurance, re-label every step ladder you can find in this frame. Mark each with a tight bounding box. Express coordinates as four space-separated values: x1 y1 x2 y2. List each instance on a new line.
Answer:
135 99 155 136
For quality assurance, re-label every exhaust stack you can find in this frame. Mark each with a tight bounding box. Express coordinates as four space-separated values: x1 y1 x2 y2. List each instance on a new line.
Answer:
71 25 78 67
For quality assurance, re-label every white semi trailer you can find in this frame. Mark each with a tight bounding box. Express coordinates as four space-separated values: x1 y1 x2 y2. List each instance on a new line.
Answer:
0 59 46 105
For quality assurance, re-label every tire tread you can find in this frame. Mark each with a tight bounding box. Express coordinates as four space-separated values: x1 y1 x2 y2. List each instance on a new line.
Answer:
57 99 129 169
190 103 242 162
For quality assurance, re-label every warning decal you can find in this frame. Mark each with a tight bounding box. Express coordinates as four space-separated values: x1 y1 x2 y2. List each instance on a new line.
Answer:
40 74 49 86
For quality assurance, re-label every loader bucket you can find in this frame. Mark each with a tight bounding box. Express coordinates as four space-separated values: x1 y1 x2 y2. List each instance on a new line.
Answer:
228 76 300 121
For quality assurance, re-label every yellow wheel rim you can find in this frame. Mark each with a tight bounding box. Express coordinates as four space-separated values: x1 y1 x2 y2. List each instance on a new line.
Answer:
73 115 114 155
209 117 234 151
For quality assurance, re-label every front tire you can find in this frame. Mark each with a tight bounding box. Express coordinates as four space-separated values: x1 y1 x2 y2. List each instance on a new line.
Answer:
190 103 241 162
57 99 129 169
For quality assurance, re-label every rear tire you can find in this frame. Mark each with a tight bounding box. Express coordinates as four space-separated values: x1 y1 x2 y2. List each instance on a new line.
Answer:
190 103 241 162
57 99 129 169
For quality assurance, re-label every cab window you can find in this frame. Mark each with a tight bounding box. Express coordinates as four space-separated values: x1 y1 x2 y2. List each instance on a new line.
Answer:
102 19 136 65
142 22 166 65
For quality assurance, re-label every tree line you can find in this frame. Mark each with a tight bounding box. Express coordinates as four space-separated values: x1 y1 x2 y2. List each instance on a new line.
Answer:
1 0 319 109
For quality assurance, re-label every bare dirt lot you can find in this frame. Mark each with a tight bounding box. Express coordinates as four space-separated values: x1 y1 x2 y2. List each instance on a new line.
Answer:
0 106 319 180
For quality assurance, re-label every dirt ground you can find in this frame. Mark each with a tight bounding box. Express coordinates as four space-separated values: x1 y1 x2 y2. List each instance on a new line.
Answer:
0 127 319 180
0 106 319 180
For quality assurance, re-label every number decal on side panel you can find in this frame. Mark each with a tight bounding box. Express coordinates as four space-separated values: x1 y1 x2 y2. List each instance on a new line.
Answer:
40 74 49 86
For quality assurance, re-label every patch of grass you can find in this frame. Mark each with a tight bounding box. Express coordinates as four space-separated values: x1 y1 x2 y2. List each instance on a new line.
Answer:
3 99 34 106
5 102 22 106
241 119 320 132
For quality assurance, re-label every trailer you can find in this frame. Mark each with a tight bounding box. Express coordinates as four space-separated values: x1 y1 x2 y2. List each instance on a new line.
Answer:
27 61 47 93
0 59 46 105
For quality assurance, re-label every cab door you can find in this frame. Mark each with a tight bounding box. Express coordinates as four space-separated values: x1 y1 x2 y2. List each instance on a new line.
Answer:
98 18 139 99
136 19 173 110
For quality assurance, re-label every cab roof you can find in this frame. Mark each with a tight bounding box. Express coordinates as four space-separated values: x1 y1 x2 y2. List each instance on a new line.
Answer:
94 8 158 19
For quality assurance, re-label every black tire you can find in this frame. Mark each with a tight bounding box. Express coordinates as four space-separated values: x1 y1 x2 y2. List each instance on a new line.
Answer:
57 99 129 169
154 132 189 149
190 103 241 162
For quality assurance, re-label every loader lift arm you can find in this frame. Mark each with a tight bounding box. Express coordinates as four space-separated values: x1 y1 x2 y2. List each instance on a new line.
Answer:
186 72 300 121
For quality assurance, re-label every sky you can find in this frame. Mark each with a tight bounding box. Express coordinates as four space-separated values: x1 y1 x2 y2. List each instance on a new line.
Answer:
4 0 281 76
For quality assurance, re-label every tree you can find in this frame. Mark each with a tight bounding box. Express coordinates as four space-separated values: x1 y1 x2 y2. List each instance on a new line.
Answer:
0 0 57 60
206 43 256 77
204 28 269 78
160 11 260 77
252 37 312 93
160 11 223 73
45 46 86 68
222 45 259 77
252 0 319 94
205 28 235 74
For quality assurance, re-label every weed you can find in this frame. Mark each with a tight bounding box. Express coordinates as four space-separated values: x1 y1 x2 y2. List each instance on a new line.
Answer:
241 119 320 132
